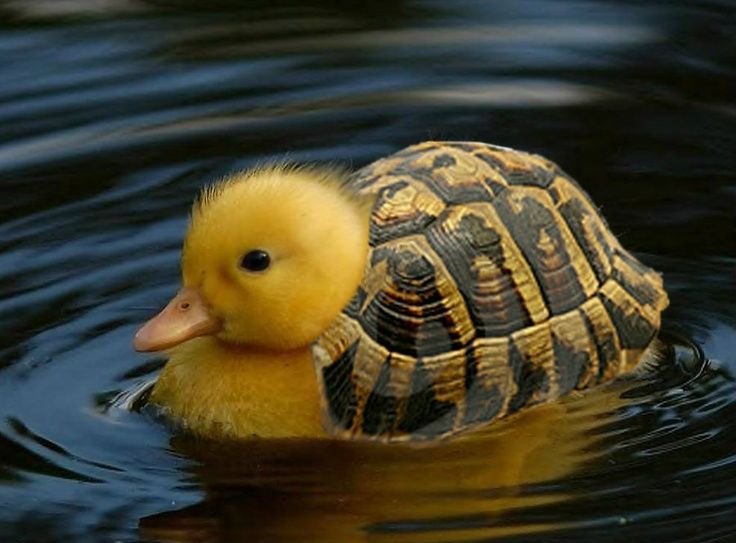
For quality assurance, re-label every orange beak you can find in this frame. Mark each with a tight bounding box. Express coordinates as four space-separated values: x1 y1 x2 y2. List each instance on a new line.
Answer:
133 287 222 352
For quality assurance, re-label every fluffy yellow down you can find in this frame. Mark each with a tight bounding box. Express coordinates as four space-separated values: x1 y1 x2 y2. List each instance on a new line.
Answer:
149 165 372 439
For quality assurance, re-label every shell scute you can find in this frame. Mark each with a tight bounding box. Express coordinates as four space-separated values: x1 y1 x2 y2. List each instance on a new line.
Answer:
578 296 622 380
359 236 475 357
464 337 517 424
612 251 668 311
598 280 659 352
365 175 446 246
319 337 359 431
365 142 516 205
506 335 551 414
395 357 459 438
493 187 598 315
550 175 618 284
474 147 556 188
360 359 397 436
550 310 598 392
425 205 538 338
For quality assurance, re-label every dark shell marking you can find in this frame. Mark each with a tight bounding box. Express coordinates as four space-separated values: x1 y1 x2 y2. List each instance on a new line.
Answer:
314 141 668 441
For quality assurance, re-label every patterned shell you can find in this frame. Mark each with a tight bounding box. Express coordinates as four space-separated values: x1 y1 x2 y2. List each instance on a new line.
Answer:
312 141 668 442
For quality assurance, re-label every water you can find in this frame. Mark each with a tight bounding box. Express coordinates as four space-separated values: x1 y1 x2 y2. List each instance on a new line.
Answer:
0 1 734 541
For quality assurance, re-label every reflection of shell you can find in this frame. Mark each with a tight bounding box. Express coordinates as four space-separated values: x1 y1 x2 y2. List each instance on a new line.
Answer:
314 141 668 441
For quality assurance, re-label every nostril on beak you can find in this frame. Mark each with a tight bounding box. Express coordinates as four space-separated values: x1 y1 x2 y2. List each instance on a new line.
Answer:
179 302 191 311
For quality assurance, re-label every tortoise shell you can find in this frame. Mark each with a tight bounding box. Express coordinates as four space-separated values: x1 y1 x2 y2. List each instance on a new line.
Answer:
312 141 668 441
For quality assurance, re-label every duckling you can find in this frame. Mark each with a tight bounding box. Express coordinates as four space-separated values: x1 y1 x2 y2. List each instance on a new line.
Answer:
135 141 668 441
135 165 372 438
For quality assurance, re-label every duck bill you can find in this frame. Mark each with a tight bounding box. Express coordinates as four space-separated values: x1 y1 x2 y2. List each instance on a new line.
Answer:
134 287 222 352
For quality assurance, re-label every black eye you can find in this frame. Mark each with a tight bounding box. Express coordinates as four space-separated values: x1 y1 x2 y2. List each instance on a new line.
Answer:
240 250 271 272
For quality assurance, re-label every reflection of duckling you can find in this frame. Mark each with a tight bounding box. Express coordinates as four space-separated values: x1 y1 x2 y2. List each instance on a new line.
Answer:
135 142 668 441
139 386 630 543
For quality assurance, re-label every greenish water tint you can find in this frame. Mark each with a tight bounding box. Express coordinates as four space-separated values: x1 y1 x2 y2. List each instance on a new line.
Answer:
0 1 734 541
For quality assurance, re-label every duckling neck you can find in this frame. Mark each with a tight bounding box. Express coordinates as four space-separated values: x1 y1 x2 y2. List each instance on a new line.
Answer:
150 338 325 439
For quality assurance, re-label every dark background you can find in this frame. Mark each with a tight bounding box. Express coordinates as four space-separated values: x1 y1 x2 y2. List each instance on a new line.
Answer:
0 1 734 542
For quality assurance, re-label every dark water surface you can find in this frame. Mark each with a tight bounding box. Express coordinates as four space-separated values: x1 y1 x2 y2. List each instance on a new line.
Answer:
0 1 735 542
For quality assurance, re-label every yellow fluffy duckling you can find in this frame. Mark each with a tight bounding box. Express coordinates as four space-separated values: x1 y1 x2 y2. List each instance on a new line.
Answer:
135 166 372 439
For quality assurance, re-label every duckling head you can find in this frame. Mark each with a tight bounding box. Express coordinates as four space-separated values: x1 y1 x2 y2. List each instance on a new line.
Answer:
134 165 372 352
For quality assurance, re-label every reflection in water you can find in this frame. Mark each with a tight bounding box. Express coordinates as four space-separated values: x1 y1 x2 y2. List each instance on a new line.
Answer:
0 0 734 542
137 338 711 543
140 394 609 542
